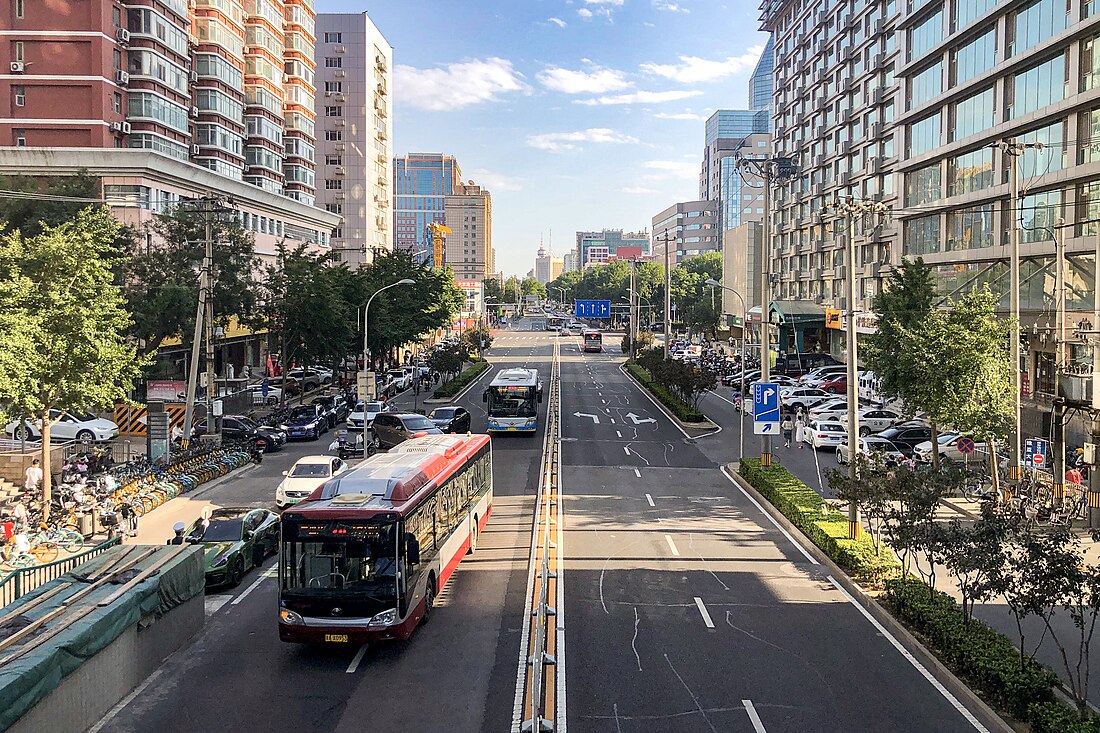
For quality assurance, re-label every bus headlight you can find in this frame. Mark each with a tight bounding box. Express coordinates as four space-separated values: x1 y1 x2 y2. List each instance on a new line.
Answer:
368 608 398 626
279 608 304 625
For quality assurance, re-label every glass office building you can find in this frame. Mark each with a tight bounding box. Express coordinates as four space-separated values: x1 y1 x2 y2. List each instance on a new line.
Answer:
393 153 463 260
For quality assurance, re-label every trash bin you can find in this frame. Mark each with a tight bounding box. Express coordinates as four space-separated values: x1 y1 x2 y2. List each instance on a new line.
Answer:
77 511 95 538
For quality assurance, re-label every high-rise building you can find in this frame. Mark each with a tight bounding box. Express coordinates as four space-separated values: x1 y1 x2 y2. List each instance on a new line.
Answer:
562 251 577 273
748 35 775 114
651 201 719 265
575 229 649 268
393 153 463 259
534 244 564 284
444 180 492 281
1 0 316 204
314 12 393 268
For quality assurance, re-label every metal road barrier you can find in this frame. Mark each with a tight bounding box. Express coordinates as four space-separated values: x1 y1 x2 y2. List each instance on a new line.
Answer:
0 537 122 609
520 344 562 733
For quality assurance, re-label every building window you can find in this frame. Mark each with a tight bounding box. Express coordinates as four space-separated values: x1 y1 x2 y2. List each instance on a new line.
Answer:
951 27 996 86
952 87 994 141
113 6 121 27
903 214 941 255
949 147 994 195
907 112 941 157
946 204 995 251
1082 34 1100 91
1010 54 1066 118
14 0 24 18
325 203 342 214
904 162 941 205
908 9 943 62
13 41 23 62
113 92 122 114
325 155 342 165
13 85 24 107
324 57 342 68
324 81 342 93
113 49 122 70
908 62 942 110
953 0 997 31
13 128 26 146
325 106 342 117
1011 0 1070 55
324 32 342 43
325 179 343 190
325 130 342 141
1020 190 1062 242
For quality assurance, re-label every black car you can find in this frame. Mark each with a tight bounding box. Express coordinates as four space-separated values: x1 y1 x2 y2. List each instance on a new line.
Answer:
285 404 328 440
311 395 349 428
194 416 286 451
370 413 443 449
428 406 472 433
876 423 933 457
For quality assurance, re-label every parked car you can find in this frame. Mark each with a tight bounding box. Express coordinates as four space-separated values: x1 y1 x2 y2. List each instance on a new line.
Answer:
799 365 848 387
5 409 119 442
818 376 848 394
801 419 847 449
193 415 286 451
347 400 387 431
808 398 850 423
311 394 349 429
779 387 832 412
914 433 988 463
184 507 279 587
370 412 443 450
276 455 349 509
838 408 903 436
875 423 933 457
722 369 761 388
836 437 906 466
388 369 412 391
428 406 472 433
284 404 329 440
284 369 323 394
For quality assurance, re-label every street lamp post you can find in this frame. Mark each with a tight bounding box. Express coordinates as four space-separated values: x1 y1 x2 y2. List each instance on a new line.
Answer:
362 279 415 400
707 279 748 462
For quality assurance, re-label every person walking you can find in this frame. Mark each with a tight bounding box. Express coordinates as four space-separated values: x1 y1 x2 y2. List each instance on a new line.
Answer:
794 414 806 449
24 458 42 495
781 415 794 448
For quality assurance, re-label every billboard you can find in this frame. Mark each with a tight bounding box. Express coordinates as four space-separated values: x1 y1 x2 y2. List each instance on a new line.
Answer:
575 299 611 319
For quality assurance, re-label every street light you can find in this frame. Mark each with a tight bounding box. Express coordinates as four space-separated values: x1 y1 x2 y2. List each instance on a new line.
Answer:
706 279 748 462
362 278 415 400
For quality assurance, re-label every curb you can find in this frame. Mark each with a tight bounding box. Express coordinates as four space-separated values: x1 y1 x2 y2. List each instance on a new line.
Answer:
617 364 719 433
723 462 1015 733
428 363 494 405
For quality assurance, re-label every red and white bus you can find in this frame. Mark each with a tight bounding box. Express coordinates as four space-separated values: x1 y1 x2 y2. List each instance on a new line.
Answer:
582 329 603 353
278 433 492 644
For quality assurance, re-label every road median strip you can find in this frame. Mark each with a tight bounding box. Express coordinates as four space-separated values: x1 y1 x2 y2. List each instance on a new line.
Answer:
429 360 491 401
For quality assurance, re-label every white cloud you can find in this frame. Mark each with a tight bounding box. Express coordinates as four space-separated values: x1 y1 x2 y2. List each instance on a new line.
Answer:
583 0 623 4
654 111 706 121
548 16 567 27
526 127 639 152
575 89 703 106
577 8 593 18
467 169 524 192
640 47 764 83
653 0 690 10
537 65 631 94
623 186 658 194
397 57 529 111
640 159 699 181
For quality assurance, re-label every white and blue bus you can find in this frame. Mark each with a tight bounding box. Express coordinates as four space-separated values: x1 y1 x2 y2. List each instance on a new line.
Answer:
483 368 542 434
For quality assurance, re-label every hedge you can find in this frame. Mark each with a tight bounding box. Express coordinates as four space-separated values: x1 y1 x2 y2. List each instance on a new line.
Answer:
624 361 705 422
1028 702 1100 733
432 361 491 399
738 458 898 585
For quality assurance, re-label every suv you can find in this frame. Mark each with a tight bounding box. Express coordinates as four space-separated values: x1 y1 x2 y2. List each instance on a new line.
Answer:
193 415 286 451
370 412 443 449
284 369 323 394
388 369 412 391
311 395 349 429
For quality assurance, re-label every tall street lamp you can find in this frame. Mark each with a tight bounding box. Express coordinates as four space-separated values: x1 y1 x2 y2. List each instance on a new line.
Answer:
362 278 415 400
707 279 748 462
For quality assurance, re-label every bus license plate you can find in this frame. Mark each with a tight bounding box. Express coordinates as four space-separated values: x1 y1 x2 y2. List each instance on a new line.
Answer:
324 634 348 643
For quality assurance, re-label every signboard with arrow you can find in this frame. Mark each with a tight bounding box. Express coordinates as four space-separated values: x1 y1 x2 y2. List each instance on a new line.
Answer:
752 382 780 435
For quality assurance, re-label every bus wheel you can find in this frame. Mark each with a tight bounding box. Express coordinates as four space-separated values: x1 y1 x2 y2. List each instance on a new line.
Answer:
422 578 435 623
468 518 478 555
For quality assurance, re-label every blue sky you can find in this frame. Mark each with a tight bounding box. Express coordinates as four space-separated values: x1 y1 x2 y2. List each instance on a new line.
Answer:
317 0 770 277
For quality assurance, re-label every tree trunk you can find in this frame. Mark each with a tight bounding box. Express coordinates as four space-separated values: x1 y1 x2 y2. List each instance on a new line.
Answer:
40 411 52 523
930 420 941 471
988 435 1000 496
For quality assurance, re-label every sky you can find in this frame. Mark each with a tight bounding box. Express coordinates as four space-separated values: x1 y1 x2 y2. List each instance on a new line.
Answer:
316 0 770 277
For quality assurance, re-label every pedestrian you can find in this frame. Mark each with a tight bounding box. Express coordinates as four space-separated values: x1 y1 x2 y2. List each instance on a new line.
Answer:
24 458 42 493
794 414 806 449
781 415 794 448
167 522 187 545
1066 465 1084 488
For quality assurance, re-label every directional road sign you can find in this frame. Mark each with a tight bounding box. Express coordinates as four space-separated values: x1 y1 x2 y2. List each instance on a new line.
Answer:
956 437 976 455
752 382 780 435
575 299 611 319
1024 438 1049 468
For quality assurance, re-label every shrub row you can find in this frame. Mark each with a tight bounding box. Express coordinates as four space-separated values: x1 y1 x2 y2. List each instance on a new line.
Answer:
738 458 898 585
432 361 490 399
624 361 705 423
1028 702 1100 733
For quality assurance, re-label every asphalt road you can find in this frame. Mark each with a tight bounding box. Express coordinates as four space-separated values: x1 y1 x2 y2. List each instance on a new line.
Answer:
558 345 993 732
93 319 552 733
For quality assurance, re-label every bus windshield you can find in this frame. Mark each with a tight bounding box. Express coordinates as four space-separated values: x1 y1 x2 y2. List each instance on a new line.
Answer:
487 386 537 417
281 521 398 600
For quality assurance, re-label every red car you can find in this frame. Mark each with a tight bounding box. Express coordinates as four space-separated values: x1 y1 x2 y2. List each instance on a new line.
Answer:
819 376 848 394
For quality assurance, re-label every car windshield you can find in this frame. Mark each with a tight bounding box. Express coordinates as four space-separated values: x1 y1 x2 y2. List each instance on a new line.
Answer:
290 463 331 478
68 410 98 422
403 416 435 431
939 433 959 444
237 416 258 429
290 406 315 420
430 409 456 419
388 370 404 377
365 402 383 412
193 518 242 543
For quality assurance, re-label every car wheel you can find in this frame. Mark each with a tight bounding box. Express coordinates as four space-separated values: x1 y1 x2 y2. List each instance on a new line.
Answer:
229 557 244 587
13 425 33 441
76 429 95 442
836 448 845 464
859 426 871 437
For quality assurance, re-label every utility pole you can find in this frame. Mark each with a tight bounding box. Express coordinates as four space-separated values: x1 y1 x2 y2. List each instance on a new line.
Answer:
663 231 672 359
1089 223 1100 527
1053 217 1067 506
628 258 638 361
737 154 799 467
204 213 217 440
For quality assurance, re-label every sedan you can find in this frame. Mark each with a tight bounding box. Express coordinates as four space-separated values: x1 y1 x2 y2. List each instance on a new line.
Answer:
875 424 933 457
194 416 286 452
779 387 832 412
312 395 349 428
6 409 119 442
276 455 349 509
801 419 847 449
428 406 472 433
347 400 387 431
808 398 850 423
914 433 988 463
836 437 906 466
818 376 848 394
184 507 279 587
839 408 903 436
285 404 329 440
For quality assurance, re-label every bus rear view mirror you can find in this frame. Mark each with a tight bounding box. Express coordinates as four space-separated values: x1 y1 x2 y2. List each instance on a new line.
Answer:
482 390 488 403
406 534 420 564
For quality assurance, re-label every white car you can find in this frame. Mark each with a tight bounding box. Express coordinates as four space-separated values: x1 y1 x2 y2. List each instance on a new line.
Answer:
779 387 832 412
6 410 119 442
801 419 847 449
347 400 387 431
836 437 906 466
799 366 847 387
808 398 850 423
241 384 283 405
388 369 412 391
276 455 349 509
838 408 903 436
913 433 988 463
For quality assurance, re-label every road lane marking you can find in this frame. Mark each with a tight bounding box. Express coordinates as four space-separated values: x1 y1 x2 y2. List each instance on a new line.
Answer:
664 534 680 556
826 576 989 731
616 430 622 438
634 468 642 478
694 596 715 628
645 493 655 506
719 466 818 565
231 568 270 605
204 595 231 615
743 700 767 732
87 668 166 733
624 446 630 455
346 644 368 673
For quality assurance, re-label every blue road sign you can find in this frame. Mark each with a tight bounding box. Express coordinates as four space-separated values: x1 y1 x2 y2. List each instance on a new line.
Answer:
1024 438 1049 468
575 299 611 319
752 382 781 435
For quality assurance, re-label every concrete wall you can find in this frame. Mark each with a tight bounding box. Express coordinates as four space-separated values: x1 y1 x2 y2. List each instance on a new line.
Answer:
9 593 203 733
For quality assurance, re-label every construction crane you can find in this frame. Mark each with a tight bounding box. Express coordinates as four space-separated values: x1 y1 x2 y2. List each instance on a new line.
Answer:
426 222 452 270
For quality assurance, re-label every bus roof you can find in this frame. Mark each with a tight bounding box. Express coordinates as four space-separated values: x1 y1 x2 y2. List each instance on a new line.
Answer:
488 367 539 388
284 434 490 520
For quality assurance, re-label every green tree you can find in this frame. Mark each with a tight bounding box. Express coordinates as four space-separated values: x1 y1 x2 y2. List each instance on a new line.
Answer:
671 252 723 336
428 344 467 383
864 258 938 405
0 172 101 238
521 276 547 299
461 322 493 357
483 277 503 302
119 205 259 357
0 207 146 519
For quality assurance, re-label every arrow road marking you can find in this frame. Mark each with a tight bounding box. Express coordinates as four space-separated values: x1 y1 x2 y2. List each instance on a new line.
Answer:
573 412 600 424
625 412 657 425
